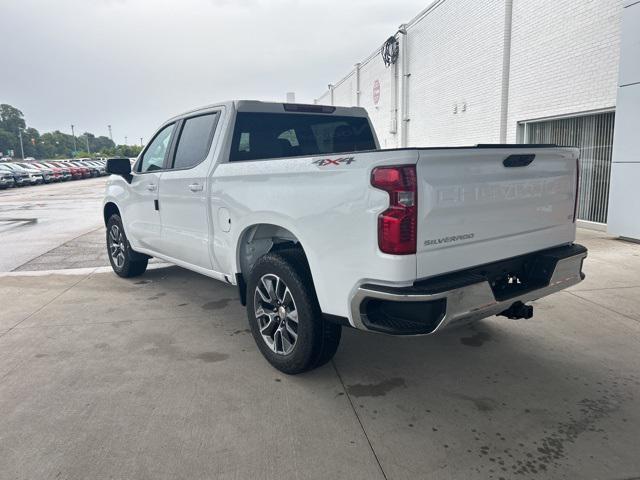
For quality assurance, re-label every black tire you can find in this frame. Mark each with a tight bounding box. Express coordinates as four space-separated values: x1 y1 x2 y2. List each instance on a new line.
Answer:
106 214 148 278
246 248 341 375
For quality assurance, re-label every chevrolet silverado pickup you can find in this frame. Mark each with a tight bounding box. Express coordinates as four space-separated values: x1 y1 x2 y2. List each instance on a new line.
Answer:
103 100 587 374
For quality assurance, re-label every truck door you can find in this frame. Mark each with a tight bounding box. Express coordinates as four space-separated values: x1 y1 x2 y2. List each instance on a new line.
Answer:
125 122 176 252
157 111 221 269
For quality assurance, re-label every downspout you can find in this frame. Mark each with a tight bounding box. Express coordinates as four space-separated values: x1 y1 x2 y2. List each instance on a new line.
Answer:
499 0 514 143
398 25 409 147
355 63 361 107
389 52 398 135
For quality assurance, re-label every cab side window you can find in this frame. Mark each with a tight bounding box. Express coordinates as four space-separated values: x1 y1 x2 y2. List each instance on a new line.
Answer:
138 123 175 173
171 113 219 170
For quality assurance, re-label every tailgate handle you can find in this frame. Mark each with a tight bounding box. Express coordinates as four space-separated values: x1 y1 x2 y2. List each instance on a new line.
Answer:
503 154 535 168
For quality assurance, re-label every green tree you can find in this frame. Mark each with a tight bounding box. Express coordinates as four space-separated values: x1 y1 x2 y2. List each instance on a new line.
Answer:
40 130 75 158
0 103 124 159
0 104 26 134
0 128 16 156
93 135 116 152
21 127 40 157
117 144 142 157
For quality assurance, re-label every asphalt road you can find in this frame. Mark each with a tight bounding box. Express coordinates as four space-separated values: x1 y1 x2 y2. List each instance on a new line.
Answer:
0 178 107 272
1 179 639 479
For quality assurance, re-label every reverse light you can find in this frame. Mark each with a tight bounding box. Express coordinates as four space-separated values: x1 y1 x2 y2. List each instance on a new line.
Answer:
371 165 417 255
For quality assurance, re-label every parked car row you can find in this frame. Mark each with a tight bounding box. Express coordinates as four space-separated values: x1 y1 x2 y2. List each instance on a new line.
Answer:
0 158 109 189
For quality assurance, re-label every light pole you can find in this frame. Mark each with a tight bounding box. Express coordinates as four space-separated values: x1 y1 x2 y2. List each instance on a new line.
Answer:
18 128 26 159
108 125 113 141
70 124 77 157
124 136 128 145
140 137 143 147
85 135 91 155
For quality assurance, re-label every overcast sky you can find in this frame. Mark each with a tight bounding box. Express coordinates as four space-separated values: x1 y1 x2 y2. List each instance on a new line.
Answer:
2 0 426 145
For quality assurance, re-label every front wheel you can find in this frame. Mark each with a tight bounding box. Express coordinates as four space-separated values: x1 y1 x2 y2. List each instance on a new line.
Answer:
106 214 148 278
246 249 341 375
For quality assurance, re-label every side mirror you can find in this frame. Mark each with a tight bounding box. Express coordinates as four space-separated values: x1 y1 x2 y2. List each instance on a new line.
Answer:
106 157 132 183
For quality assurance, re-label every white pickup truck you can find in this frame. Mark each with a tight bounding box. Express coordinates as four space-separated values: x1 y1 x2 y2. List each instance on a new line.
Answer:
103 100 587 374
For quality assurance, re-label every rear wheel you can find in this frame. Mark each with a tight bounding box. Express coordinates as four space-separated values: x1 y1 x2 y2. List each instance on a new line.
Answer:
106 214 148 278
246 249 341 374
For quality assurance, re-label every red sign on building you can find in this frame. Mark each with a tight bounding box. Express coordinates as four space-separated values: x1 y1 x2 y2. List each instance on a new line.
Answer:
373 80 381 105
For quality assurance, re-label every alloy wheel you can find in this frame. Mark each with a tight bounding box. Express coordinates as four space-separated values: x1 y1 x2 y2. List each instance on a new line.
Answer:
254 274 299 355
108 224 126 269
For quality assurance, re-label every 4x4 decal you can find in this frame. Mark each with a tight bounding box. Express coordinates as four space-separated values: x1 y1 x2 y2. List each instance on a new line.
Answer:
312 156 356 167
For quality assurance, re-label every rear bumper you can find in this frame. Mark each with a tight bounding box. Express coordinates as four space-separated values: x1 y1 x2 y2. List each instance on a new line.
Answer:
350 244 587 335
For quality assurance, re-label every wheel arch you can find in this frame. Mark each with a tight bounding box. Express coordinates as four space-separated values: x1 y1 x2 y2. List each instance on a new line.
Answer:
235 223 312 305
103 202 120 225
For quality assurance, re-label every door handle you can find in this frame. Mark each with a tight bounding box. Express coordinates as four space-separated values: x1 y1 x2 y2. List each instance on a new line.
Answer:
146 183 157 191
188 183 203 192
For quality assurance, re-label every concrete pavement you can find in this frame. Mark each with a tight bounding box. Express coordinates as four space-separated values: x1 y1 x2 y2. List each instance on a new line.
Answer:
0 178 107 272
1 229 639 479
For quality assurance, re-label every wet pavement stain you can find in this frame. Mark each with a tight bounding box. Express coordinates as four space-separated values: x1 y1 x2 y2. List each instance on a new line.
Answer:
346 377 406 397
230 329 250 336
450 393 498 412
472 375 635 477
146 292 166 301
202 298 232 310
193 352 229 363
460 331 491 347
135 280 151 285
128 333 177 357
34 351 73 359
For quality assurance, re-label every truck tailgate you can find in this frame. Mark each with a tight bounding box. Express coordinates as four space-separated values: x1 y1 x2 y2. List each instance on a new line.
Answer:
416 147 579 279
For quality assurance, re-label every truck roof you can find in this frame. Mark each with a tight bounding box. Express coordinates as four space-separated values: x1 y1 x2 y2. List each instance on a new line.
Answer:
168 100 369 122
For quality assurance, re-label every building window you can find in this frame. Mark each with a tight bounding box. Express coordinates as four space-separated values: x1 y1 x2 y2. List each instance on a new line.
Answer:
519 111 615 224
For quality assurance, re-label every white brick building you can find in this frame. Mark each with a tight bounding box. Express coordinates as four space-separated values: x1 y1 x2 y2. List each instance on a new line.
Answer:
316 0 626 227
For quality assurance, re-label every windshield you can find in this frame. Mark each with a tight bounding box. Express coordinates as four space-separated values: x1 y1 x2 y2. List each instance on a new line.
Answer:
229 112 376 162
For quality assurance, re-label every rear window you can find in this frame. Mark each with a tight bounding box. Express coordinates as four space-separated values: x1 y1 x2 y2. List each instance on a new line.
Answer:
229 112 376 162
172 113 219 169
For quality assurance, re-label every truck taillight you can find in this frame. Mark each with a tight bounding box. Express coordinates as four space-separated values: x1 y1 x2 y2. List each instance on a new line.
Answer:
573 157 580 223
371 165 417 255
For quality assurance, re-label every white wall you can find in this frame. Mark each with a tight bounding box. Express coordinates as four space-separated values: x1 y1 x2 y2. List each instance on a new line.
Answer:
332 71 356 107
607 0 640 240
506 0 623 141
359 54 399 148
316 89 331 106
405 0 506 146
316 0 623 147
322 51 400 148
318 0 508 147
